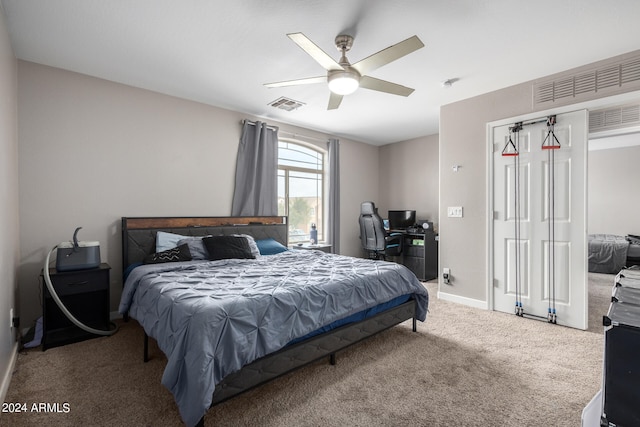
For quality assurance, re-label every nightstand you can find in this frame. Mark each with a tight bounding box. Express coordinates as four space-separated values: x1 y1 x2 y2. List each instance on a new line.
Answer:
290 243 333 253
41 263 111 351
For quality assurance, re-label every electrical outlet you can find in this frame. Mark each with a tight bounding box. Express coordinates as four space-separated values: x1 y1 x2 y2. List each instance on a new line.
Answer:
443 268 451 284
447 206 463 218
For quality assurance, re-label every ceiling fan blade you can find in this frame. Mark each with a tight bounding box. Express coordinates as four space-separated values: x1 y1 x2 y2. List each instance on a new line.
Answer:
264 76 327 88
351 35 424 75
328 92 343 110
359 76 415 96
287 33 344 71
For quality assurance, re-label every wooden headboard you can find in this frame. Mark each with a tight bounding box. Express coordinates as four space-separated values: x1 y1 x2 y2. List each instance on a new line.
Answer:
121 216 288 269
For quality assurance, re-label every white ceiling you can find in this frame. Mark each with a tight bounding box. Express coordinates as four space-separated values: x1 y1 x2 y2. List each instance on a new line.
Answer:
3 0 640 145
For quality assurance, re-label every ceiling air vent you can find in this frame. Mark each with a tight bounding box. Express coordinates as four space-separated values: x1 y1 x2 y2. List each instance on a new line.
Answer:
533 52 640 108
268 97 305 112
589 104 640 133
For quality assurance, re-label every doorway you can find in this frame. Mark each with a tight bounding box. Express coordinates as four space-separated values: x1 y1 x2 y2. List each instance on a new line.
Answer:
587 128 640 330
588 130 640 237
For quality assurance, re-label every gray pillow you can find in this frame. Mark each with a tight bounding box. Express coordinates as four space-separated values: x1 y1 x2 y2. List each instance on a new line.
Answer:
156 231 186 252
177 237 210 260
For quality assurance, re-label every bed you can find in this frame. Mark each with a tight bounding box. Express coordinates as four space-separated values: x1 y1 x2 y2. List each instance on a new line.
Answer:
118 216 429 427
588 234 640 274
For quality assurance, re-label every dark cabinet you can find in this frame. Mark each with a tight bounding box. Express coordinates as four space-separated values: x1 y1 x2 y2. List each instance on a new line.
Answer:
41 263 111 350
601 271 640 426
401 231 438 281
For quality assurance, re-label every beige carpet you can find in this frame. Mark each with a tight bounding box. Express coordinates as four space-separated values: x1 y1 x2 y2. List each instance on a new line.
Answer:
588 272 615 333
1 278 611 427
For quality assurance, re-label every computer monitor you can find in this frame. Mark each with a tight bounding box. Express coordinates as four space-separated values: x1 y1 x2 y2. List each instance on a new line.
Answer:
388 210 416 230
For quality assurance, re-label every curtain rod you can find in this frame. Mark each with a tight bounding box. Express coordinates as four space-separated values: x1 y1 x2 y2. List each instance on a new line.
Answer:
242 119 331 144
279 130 329 144
241 119 279 131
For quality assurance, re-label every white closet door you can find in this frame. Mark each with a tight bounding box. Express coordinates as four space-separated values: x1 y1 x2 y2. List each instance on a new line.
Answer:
492 110 588 330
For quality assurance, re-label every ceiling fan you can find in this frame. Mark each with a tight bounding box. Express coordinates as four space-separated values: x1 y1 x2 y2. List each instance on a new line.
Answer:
264 33 424 110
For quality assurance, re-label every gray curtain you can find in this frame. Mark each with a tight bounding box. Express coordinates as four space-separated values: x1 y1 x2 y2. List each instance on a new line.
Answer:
231 121 279 216
327 138 340 253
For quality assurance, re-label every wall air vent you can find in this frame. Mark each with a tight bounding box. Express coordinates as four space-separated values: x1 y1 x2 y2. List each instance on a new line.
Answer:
533 52 640 108
269 97 305 111
589 104 640 133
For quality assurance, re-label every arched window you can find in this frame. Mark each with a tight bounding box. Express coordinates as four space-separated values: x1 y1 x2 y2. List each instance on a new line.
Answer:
277 140 325 243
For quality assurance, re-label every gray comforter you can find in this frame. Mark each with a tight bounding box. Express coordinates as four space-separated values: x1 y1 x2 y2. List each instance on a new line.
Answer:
119 250 428 426
588 234 629 274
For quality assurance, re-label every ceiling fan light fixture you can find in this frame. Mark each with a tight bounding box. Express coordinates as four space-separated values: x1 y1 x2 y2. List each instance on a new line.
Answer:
328 69 360 95
270 32 424 109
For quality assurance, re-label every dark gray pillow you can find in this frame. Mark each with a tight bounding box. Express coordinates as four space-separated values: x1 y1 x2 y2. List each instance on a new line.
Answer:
233 234 261 258
143 243 192 264
203 236 255 261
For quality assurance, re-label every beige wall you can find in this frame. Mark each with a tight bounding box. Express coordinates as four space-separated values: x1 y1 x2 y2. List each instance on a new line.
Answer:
439 51 640 304
439 85 531 303
338 136 381 254
588 143 640 235
20 45 640 337
378 134 439 230
17 61 378 328
0 6 19 400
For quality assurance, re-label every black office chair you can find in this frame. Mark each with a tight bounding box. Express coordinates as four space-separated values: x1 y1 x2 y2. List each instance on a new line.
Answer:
359 201 403 260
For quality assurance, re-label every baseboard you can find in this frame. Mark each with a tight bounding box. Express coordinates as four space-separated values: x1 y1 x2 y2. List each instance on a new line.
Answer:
437 289 489 310
0 341 19 404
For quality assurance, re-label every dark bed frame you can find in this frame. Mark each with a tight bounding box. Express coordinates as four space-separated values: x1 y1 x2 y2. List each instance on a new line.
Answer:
121 216 418 427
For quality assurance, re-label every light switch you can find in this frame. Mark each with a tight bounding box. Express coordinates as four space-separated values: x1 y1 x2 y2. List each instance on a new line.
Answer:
447 206 463 218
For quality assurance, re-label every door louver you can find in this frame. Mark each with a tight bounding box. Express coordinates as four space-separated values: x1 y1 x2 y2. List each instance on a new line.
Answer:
534 54 640 107
589 104 640 133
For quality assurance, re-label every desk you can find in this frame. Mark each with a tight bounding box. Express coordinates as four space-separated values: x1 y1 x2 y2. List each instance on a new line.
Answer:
291 243 333 253
400 231 438 281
